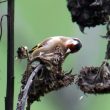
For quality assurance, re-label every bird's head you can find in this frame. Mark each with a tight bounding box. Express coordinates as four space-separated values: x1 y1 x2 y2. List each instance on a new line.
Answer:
65 38 82 54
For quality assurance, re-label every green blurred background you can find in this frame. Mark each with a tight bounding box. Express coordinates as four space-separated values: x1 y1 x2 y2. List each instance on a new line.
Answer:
0 0 110 110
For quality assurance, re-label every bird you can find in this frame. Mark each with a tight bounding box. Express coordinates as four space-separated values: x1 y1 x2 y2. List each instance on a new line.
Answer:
17 36 82 66
29 36 82 62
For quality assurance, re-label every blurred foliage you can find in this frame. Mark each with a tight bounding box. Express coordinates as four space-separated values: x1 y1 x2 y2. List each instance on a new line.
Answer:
0 0 110 110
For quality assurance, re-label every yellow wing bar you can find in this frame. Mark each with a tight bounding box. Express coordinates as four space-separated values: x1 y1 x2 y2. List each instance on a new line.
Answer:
29 43 41 53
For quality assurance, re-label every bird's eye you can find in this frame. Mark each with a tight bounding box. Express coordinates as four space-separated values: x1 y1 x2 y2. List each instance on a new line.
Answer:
66 38 82 53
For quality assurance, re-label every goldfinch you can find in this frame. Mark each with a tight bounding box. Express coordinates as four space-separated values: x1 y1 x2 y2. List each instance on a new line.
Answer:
17 36 82 64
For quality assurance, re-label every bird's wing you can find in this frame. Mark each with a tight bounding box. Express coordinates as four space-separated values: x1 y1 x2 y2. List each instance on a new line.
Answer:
29 38 52 53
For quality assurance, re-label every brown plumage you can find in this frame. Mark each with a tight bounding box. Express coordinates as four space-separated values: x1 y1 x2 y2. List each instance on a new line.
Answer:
16 36 82 70
29 36 82 63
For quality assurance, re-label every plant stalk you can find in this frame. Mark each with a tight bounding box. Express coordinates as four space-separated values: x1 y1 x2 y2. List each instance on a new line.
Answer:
5 0 15 110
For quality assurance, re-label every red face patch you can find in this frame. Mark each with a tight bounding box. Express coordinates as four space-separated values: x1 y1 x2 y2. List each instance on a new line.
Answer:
66 39 82 53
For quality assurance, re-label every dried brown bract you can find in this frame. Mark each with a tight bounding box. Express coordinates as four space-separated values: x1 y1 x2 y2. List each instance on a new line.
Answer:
17 59 75 110
27 62 74 103
67 0 110 32
77 61 110 94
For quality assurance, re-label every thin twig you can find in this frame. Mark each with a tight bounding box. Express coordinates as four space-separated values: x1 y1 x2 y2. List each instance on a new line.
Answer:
0 15 8 40
16 64 43 110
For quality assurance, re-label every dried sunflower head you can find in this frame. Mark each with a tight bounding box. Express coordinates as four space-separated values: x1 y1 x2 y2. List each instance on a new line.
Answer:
67 0 110 32
17 36 82 110
77 61 110 94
